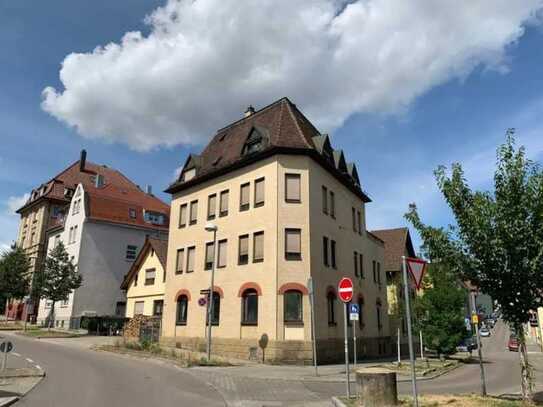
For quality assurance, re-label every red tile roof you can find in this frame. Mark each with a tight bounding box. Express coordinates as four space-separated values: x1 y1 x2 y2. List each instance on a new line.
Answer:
166 97 370 202
370 227 416 272
19 155 169 231
120 237 168 289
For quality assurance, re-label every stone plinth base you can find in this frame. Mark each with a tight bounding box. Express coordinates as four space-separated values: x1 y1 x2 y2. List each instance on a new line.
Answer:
356 368 397 406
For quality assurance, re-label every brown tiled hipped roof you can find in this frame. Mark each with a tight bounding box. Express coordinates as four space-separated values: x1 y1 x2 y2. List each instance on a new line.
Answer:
370 227 416 272
120 237 168 289
166 97 370 202
19 153 169 231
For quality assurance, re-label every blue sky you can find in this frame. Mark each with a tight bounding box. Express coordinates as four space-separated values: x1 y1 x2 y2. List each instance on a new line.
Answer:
1 1 543 252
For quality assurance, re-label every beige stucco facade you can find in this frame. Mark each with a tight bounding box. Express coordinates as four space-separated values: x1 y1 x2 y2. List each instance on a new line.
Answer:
162 154 390 362
125 247 166 318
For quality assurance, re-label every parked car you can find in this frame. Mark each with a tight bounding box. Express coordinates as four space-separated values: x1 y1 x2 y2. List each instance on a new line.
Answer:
508 336 519 352
479 327 491 337
456 337 478 353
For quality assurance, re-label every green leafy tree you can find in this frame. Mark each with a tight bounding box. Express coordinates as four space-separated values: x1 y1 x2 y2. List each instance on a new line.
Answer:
405 130 543 398
40 242 82 329
413 263 467 358
0 244 31 302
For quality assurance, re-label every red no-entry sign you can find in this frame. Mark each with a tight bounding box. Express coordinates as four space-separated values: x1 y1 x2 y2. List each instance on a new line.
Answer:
338 277 353 303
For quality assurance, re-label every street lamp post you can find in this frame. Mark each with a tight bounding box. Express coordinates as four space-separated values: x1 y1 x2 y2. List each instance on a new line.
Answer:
205 223 218 362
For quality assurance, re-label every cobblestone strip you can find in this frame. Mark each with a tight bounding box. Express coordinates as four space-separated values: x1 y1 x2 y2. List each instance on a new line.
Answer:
189 368 332 406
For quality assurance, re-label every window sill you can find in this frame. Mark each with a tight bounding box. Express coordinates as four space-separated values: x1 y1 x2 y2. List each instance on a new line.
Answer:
285 254 302 261
186 270 194 273
207 215 216 221
284 321 304 327
285 199 301 204
241 322 258 326
176 322 187 326
254 202 264 208
179 224 186 229
217 265 226 269
144 282 155 286
239 205 249 212
219 211 228 217
238 261 249 266
175 271 183 275
189 221 197 226
253 258 264 263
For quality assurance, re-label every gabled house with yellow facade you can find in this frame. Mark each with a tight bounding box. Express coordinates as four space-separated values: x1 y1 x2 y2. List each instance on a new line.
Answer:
121 237 168 318
370 227 418 353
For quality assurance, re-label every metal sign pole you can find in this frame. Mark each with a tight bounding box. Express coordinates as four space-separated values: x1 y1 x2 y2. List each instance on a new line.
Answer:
397 327 401 364
343 303 351 399
419 331 424 359
308 277 318 376
353 316 357 369
402 256 418 407
471 291 487 396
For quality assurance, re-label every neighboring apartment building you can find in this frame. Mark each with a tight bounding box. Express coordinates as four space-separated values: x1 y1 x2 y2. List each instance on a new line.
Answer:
370 227 418 354
162 98 390 363
121 237 167 318
34 155 169 328
7 151 116 321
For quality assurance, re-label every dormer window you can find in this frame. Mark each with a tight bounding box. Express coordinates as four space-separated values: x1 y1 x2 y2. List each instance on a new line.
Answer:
242 127 267 156
182 168 196 182
144 211 165 225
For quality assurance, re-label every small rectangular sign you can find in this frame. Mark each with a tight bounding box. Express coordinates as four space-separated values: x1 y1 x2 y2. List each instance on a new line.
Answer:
350 313 359 321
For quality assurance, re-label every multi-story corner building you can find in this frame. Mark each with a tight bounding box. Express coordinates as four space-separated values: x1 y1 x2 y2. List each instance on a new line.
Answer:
8 150 170 327
162 98 390 363
370 227 418 354
8 151 109 321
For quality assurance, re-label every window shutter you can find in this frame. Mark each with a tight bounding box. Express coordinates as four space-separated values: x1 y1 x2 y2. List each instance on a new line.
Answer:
286 229 301 253
255 178 265 205
286 174 301 201
254 232 264 260
220 190 229 213
187 247 195 271
239 235 249 256
240 183 250 207
208 195 216 218
206 243 214 264
179 204 187 226
176 249 184 272
218 240 227 267
190 201 198 223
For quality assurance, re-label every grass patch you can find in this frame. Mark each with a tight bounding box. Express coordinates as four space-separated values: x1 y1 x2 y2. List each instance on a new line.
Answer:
0 322 24 331
365 358 459 377
98 339 232 367
339 395 540 406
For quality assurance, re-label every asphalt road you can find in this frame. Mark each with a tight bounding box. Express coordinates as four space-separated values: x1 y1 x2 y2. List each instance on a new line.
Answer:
2 321 538 406
305 320 539 400
3 333 225 407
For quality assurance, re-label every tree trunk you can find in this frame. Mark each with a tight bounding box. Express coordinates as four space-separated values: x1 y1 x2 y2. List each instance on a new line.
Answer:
48 302 56 331
517 324 533 399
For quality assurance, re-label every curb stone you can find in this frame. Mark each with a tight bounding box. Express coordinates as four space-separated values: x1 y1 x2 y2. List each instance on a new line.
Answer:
331 396 348 407
0 397 19 407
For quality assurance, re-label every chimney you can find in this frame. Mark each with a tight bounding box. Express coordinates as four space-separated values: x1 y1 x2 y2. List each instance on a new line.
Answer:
79 150 87 172
146 185 153 195
244 105 255 117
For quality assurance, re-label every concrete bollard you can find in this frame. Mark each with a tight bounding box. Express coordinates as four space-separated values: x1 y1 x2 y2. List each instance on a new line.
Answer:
356 368 398 406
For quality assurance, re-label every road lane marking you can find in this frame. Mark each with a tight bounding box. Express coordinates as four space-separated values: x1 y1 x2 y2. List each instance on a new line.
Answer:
12 352 21 357
35 365 42 370
26 358 34 363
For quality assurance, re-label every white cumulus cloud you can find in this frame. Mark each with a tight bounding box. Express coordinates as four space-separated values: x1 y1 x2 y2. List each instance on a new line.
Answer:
42 0 543 151
5 193 29 215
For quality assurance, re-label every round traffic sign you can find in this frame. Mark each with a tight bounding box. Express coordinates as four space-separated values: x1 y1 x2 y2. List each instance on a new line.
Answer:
338 277 353 303
0 341 13 353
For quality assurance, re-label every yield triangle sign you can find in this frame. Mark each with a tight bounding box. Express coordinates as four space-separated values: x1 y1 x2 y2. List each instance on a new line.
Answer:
406 257 427 290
